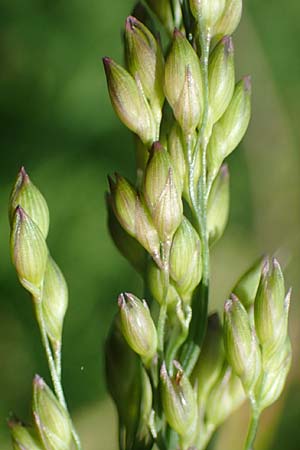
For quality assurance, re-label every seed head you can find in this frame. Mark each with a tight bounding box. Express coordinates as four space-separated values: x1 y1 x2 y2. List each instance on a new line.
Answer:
8 418 42 450
109 174 161 260
223 294 261 393
256 338 292 410
208 76 251 181
107 196 146 274
145 0 176 35
41 256 68 347
254 258 290 363
205 366 246 427
189 0 226 30
208 36 235 126
125 16 164 125
160 361 198 438
9 167 49 238
214 0 243 37
32 375 72 450
103 57 156 145
118 293 157 362
207 164 230 246
233 255 266 310
164 30 203 134
143 142 183 241
109 174 137 237
167 122 186 194
169 217 202 301
10 206 48 298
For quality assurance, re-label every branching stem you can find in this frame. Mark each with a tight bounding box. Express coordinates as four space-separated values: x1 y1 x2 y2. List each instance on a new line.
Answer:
34 298 83 450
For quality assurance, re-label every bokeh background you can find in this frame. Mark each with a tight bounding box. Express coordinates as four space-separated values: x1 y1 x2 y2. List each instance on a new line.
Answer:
0 0 300 449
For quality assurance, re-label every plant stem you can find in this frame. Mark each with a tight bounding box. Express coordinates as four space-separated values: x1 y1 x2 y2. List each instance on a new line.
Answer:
180 24 211 376
197 22 211 344
186 133 199 216
157 241 171 354
157 303 167 354
196 423 215 450
54 342 62 381
244 399 261 450
34 298 83 450
34 299 66 405
197 22 211 293
166 303 191 373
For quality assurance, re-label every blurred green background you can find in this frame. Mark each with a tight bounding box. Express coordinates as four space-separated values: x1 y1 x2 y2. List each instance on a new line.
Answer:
0 0 300 449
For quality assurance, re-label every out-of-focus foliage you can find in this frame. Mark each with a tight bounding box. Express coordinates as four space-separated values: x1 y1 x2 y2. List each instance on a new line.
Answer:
0 1 299 449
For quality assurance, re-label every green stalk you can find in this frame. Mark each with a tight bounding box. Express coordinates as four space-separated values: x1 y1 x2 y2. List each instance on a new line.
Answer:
157 302 168 354
166 314 190 373
34 298 83 450
243 400 261 450
54 343 62 381
180 22 211 376
157 241 171 354
186 133 199 216
197 19 211 307
196 423 215 450
195 19 211 361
